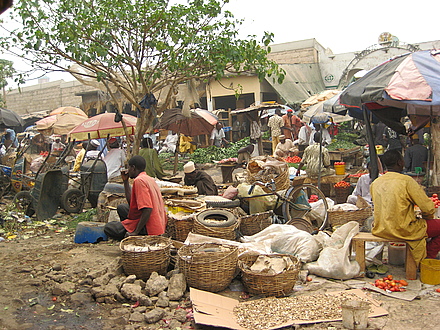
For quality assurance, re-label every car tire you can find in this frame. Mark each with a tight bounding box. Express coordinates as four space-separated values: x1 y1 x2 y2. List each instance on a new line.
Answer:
195 209 237 228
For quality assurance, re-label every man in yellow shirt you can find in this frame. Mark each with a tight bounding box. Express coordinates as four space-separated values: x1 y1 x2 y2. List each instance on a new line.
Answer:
371 150 440 264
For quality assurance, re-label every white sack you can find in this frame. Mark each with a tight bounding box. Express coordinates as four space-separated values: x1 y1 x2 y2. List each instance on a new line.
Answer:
240 224 321 263
304 221 360 279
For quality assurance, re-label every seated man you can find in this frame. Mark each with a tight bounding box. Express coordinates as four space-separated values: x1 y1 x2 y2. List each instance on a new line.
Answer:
104 156 167 240
183 161 218 196
103 138 126 180
295 132 334 178
404 134 428 172
237 139 259 165
371 150 440 264
274 135 298 158
347 158 383 206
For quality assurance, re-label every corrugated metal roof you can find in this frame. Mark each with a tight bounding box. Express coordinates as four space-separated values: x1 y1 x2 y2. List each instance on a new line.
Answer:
265 63 326 105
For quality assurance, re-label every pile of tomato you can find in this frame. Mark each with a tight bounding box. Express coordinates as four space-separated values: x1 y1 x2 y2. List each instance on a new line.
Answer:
334 181 350 188
284 156 302 163
371 275 407 292
308 194 319 203
39 151 50 157
349 173 363 178
430 193 440 209
334 161 345 166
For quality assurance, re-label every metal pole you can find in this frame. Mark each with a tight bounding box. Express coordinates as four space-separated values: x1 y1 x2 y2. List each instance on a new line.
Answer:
318 126 322 190
363 106 378 180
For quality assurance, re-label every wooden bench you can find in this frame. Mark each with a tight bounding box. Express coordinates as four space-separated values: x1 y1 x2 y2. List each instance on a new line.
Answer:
352 232 417 280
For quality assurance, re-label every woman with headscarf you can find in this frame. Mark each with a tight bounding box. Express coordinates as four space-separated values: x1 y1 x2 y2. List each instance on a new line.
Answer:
139 137 167 179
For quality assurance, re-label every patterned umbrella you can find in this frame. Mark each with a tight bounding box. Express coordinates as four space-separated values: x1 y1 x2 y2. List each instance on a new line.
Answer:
69 112 138 141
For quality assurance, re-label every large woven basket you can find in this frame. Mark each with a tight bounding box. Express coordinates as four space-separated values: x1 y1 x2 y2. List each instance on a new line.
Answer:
178 243 238 292
246 156 290 192
120 236 171 280
239 210 273 236
328 196 372 227
175 218 194 242
238 254 301 297
334 186 352 204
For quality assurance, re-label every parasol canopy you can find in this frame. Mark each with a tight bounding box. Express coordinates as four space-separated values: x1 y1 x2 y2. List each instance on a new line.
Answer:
35 113 88 135
68 112 138 141
302 102 353 124
50 106 88 117
0 108 24 128
340 50 440 131
155 108 218 136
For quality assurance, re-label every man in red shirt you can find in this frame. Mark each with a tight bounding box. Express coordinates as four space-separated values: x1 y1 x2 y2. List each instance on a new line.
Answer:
104 155 167 240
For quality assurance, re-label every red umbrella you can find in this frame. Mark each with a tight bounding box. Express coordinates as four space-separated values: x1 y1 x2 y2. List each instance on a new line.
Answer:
69 112 138 141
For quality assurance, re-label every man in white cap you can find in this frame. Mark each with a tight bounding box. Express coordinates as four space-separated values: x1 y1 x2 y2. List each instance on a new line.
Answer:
84 139 102 161
183 161 218 196
274 134 298 158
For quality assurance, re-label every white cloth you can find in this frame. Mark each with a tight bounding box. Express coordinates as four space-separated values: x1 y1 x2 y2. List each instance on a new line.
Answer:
103 148 126 179
347 173 376 205
321 128 332 145
160 133 178 154
51 142 65 151
298 125 312 146
210 127 225 147
250 143 259 157
84 150 101 161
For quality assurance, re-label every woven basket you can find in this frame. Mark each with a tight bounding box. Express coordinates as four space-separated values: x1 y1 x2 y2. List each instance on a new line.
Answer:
120 236 171 280
320 183 331 197
193 217 240 240
178 243 238 292
328 196 372 227
239 210 273 236
238 254 301 297
246 156 290 192
291 176 306 187
175 218 194 242
335 186 352 204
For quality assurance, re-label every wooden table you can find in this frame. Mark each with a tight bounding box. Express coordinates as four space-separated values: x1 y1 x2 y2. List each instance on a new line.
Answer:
329 147 363 166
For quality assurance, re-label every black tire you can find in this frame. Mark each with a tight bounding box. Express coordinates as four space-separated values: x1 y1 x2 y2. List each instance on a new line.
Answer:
13 191 33 212
61 188 84 214
282 184 328 231
205 199 240 208
196 209 237 228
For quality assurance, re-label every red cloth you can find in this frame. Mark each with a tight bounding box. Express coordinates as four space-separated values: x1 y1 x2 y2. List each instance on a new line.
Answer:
122 172 167 235
426 218 440 259
282 114 302 140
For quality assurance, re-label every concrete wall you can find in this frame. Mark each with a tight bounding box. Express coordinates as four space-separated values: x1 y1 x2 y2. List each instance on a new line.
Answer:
5 80 95 115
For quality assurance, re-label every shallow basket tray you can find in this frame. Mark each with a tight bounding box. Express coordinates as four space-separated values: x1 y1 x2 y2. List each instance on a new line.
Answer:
119 236 171 280
239 210 273 236
238 253 301 297
177 243 238 292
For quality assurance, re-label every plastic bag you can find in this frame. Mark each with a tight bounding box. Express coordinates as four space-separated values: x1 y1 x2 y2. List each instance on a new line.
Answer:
305 221 360 279
237 183 277 214
30 156 45 173
222 185 238 200
240 224 321 263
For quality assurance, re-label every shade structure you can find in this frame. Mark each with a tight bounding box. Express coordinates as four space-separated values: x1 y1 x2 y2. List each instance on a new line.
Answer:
35 113 89 135
340 50 440 121
50 106 88 117
155 108 217 136
0 108 24 128
69 112 138 141
302 102 353 124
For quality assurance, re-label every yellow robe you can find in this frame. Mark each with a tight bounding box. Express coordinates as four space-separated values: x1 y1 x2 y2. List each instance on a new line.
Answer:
371 172 435 265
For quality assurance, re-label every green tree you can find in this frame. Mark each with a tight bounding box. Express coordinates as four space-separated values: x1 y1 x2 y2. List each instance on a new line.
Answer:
1 0 284 153
0 59 15 108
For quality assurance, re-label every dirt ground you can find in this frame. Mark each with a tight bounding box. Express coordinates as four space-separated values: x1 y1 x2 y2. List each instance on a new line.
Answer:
1 166 440 330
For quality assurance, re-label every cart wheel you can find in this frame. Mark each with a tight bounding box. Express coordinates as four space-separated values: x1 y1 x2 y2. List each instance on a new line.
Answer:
13 191 33 212
282 184 328 231
61 188 84 214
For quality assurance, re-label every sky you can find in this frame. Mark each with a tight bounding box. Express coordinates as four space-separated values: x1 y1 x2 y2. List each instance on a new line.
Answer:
3 0 440 87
